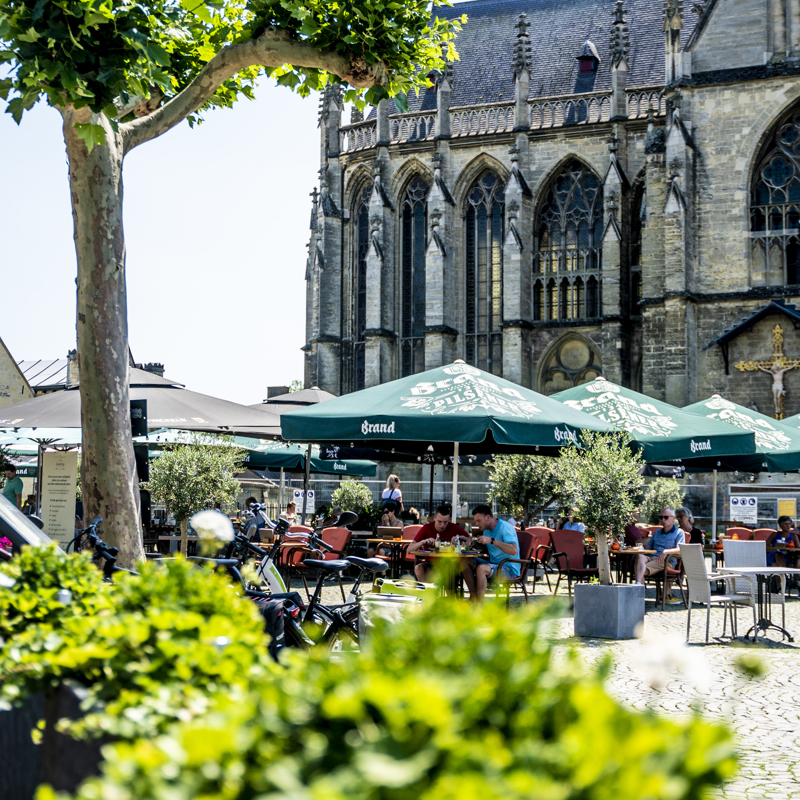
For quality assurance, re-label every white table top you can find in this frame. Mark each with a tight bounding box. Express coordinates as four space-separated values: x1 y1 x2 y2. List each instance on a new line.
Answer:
718 566 800 575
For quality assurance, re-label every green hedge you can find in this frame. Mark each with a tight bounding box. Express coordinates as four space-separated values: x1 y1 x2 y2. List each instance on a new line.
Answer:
0 548 277 740
41 597 735 800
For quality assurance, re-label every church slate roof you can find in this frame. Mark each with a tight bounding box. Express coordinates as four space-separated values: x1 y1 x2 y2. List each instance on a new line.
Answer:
393 0 698 113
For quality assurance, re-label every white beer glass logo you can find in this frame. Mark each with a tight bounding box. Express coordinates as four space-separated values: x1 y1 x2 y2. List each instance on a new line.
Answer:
586 379 620 394
705 395 736 411
402 372 541 418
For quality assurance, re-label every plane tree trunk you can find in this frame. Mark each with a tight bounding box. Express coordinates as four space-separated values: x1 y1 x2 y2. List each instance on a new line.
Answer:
63 109 144 567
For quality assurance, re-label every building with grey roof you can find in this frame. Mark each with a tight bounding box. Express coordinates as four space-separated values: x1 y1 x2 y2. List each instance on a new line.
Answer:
304 0 800 420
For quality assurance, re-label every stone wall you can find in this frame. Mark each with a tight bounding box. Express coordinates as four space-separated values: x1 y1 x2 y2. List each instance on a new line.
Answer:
0 337 32 410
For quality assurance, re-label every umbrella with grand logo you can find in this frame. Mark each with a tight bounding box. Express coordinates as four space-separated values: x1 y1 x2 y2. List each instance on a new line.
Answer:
281 361 612 456
281 361 613 512
135 431 377 477
552 379 755 463
682 396 800 473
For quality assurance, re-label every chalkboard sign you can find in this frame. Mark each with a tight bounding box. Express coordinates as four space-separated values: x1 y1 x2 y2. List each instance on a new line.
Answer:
130 399 148 437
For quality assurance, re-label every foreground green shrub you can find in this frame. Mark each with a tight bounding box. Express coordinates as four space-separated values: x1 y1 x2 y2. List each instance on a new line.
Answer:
48 598 736 800
0 545 111 646
0 553 277 740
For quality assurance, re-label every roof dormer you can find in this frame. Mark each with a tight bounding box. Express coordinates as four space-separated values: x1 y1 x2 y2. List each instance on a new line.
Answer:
576 39 600 73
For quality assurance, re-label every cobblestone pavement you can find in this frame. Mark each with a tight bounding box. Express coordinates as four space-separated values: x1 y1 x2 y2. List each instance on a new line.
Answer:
317 577 799 798
545 585 800 800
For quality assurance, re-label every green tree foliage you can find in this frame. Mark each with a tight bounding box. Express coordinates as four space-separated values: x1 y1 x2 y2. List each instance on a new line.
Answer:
0 552 276 740
560 431 644 585
0 0 464 566
488 454 575 526
288 379 304 392
142 435 245 553
641 477 686 525
45 597 736 800
0 0 465 147
330 479 374 514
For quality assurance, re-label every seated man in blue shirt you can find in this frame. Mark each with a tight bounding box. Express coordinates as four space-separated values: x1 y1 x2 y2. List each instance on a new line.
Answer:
471 504 520 602
634 507 685 604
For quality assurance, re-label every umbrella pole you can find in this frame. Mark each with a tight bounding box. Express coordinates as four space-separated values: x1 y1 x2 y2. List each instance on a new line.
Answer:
35 443 43 515
429 463 435 520
279 468 285 513
711 469 718 569
451 443 459 521
301 444 312 526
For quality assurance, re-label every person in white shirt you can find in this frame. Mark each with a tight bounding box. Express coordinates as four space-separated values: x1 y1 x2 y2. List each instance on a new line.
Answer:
381 474 403 512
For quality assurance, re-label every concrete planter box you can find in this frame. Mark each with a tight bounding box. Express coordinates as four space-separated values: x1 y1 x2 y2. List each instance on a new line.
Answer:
573 583 645 639
0 684 105 800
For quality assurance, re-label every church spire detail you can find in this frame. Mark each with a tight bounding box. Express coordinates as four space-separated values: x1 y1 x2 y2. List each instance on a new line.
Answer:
609 1 629 68
512 13 532 80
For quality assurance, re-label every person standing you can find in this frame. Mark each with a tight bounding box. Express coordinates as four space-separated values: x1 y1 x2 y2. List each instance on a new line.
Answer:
471 504 520 601
2 465 23 510
381 474 403 512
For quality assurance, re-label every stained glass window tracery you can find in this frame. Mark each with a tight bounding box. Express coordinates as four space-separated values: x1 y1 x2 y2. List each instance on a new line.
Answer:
400 177 429 377
751 111 800 285
533 161 603 322
465 172 505 374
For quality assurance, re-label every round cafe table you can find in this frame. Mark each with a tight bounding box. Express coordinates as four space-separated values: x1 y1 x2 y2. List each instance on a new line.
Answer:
367 538 408 578
413 550 479 596
608 547 656 583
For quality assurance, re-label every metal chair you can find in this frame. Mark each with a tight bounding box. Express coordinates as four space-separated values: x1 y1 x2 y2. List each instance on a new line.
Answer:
723 539 786 630
550 529 598 597
679 543 756 642
494 530 536 606
525 529 553 594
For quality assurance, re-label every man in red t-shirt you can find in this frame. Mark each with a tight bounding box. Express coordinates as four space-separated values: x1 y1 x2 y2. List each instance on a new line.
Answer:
406 505 476 594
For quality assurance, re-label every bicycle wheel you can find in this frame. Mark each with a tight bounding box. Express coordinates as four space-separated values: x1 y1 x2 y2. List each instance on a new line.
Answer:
323 610 360 653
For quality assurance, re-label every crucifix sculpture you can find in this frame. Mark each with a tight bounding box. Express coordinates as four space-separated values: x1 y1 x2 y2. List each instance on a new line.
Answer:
735 324 800 419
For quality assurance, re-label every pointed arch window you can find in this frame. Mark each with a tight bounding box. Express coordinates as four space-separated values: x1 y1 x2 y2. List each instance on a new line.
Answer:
533 160 603 321
751 108 800 286
400 177 429 377
349 183 371 392
465 172 505 374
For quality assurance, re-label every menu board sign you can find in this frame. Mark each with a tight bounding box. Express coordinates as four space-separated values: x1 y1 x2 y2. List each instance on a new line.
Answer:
40 451 78 548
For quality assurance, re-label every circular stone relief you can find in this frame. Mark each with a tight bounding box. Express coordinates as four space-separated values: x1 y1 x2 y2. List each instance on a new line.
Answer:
558 338 592 371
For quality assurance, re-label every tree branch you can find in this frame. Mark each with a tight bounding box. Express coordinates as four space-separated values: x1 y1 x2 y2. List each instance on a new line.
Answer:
122 28 388 153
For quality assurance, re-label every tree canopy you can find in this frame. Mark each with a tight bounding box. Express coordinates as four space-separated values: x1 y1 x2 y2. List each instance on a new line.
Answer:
0 0 464 148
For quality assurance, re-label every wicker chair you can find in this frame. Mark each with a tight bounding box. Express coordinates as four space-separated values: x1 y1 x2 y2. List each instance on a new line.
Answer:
723 539 786 630
679 543 756 642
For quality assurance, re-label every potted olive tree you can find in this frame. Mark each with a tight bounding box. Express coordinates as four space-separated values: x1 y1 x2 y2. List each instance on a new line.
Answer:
488 454 575 528
561 430 645 639
330 480 376 530
143 436 245 555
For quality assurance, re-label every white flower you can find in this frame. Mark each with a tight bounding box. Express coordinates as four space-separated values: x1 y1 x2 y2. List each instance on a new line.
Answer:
631 624 715 693
190 510 234 542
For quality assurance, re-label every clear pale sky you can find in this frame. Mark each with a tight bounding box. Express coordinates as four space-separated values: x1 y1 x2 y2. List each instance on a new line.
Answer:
1 80 320 406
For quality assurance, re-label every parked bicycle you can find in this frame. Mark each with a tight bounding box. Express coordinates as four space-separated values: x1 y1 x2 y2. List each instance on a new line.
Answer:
66 517 139 580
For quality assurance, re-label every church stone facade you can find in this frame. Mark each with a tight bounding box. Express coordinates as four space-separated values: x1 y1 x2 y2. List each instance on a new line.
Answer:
304 0 800 418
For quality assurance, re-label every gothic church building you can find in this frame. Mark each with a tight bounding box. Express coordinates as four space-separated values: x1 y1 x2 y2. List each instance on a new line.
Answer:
304 0 800 418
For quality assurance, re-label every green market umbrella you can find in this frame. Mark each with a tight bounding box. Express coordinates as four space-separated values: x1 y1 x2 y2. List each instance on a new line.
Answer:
136 430 377 477
682 395 800 540
281 361 613 512
281 361 612 455
683 396 800 473
552 378 755 463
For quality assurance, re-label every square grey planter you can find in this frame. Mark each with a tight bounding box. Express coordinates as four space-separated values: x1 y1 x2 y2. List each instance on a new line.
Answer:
573 583 645 639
